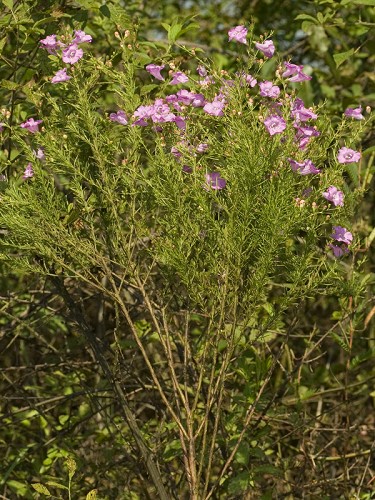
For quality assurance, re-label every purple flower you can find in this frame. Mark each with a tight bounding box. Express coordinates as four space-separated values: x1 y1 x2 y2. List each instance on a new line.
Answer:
204 172 226 190
245 74 257 87
176 89 194 105
191 93 205 107
146 64 165 81
22 163 34 180
337 147 361 164
20 118 43 133
344 106 364 120
291 99 318 121
72 30 92 44
288 158 320 175
332 225 353 245
171 146 183 158
282 62 311 82
329 244 349 258
109 110 128 125
302 187 313 198
165 94 177 103
0 123 4 132
51 68 71 84
170 71 189 85
254 40 275 58
150 99 176 123
40 34 60 54
322 186 344 207
294 124 320 150
259 81 280 98
197 65 207 77
203 100 225 117
197 143 209 153
199 76 215 87
132 105 153 126
33 148 45 162
263 115 286 135
174 116 186 130
228 25 248 44
62 44 83 64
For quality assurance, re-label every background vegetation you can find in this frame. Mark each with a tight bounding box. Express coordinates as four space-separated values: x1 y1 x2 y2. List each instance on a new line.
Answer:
0 0 374 498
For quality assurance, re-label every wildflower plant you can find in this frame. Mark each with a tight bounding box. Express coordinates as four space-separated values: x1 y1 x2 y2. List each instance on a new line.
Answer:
0 19 373 499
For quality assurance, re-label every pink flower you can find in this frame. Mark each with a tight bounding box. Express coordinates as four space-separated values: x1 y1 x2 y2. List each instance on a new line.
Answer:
51 68 71 84
203 100 225 117
264 115 286 135
22 163 34 180
332 225 353 245
282 62 311 82
254 40 275 58
228 25 248 44
20 118 43 133
170 71 189 85
288 158 320 175
146 64 165 81
40 34 61 54
344 107 364 120
329 244 349 258
259 81 280 98
337 147 361 164
62 44 83 64
109 110 128 125
72 30 92 44
204 172 226 190
322 186 344 207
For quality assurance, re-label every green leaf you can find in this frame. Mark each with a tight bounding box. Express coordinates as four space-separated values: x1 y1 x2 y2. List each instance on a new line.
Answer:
2 0 13 9
180 22 200 37
295 13 319 23
99 4 111 18
141 84 159 95
227 471 251 494
45 481 68 490
168 23 183 44
333 48 354 68
351 0 375 4
0 37 6 52
363 145 375 156
7 480 28 496
31 483 51 496
234 442 250 465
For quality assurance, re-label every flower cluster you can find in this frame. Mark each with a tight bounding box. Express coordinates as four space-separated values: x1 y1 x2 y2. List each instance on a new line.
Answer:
40 29 92 83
